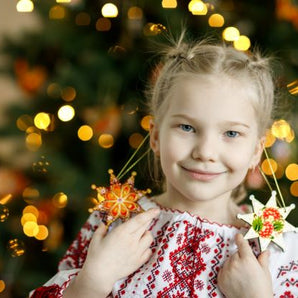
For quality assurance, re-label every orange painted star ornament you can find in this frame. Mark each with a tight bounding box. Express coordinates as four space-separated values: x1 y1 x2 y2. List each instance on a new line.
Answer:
90 170 151 226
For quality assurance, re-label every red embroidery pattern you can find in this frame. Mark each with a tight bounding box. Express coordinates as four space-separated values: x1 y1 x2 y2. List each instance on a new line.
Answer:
277 261 298 288
30 284 62 298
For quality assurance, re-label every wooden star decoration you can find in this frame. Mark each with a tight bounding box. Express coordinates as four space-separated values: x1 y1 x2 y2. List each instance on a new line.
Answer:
90 169 151 226
237 191 297 252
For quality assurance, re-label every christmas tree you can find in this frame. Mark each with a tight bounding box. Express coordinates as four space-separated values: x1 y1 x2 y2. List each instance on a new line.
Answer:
0 0 297 297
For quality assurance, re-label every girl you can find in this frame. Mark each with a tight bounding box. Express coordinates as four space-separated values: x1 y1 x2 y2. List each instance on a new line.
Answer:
30 35 298 297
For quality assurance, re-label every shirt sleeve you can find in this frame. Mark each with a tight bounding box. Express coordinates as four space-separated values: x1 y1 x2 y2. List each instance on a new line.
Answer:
29 211 103 298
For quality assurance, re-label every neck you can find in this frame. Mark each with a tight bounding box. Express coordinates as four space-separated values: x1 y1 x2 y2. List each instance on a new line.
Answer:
155 191 244 227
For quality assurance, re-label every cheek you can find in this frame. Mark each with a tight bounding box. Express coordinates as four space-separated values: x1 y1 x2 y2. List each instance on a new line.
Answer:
224 145 255 171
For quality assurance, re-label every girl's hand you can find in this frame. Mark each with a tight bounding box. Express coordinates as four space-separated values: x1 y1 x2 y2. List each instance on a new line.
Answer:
217 233 273 298
66 208 160 298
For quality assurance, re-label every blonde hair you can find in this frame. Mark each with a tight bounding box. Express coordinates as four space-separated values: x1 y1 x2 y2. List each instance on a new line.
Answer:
146 33 276 202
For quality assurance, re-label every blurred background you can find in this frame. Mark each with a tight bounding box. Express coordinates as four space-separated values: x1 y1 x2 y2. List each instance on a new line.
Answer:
0 0 297 297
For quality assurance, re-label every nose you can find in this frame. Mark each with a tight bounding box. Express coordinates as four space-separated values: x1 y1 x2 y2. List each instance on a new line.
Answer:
191 134 217 162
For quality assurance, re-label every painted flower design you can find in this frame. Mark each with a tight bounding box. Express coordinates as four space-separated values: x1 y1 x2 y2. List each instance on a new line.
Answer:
90 169 150 226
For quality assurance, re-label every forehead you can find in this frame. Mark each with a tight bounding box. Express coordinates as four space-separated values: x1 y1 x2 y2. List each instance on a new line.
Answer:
166 74 258 123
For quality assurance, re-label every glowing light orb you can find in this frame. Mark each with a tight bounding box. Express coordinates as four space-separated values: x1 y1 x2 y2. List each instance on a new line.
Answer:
261 158 278 175
96 17 112 31
49 5 65 19
0 280 5 293
26 133 42 151
23 221 39 237
285 163 298 181
98 134 114 148
57 105 75 122
61 87 76 102
140 115 152 131
78 125 93 141
129 133 144 149
290 181 298 197
162 0 177 9
188 0 208 15
35 225 49 240
208 13 225 27
16 0 34 12
233 35 251 51
52 192 68 208
101 3 118 18
128 6 143 19
271 119 291 139
34 112 51 130
222 27 240 41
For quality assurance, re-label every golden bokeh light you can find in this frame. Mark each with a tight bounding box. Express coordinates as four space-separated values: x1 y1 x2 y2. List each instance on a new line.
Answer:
208 13 225 27
26 133 42 151
129 133 144 149
128 6 143 19
0 205 9 222
57 105 75 122
23 221 39 237
49 5 65 19
16 114 33 131
162 0 177 9
47 83 61 98
56 0 71 3
77 125 93 141
96 17 112 31
52 192 68 208
98 134 114 148
35 225 49 240
23 187 40 203
21 213 37 226
287 79 298 95
285 163 298 181
7 239 25 257
0 280 5 293
140 115 152 131
75 12 91 26
285 129 295 143
0 194 13 205
261 158 278 175
101 3 118 18
61 86 76 102
233 35 251 51
34 112 51 130
222 27 240 41
264 129 276 148
188 0 208 15
290 181 298 197
16 0 34 12
23 205 39 218
271 119 291 140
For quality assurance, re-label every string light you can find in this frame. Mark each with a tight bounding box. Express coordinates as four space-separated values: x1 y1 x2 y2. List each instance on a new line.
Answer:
34 112 51 130
49 5 66 19
16 0 34 12
128 6 143 19
287 79 298 95
78 125 93 141
7 239 25 257
188 0 208 15
57 105 75 122
101 3 118 18
285 163 298 181
233 35 251 51
96 18 112 31
98 134 114 148
52 192 68 208
162 0 177 9
0 194 13 205
208 13 225 27
222 27 240 41
0 205 9 222
35 225 49 240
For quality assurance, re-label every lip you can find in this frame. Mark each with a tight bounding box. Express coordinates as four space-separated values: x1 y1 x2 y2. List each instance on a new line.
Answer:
182 167 224 181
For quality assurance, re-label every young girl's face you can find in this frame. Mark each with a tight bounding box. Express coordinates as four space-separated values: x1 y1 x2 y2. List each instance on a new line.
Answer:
150 75 264 205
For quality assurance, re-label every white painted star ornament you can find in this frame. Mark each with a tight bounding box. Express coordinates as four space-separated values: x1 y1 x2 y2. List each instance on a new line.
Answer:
237 191 298 252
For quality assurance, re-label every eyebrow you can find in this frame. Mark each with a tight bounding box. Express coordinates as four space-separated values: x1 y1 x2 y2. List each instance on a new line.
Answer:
171 114 251 129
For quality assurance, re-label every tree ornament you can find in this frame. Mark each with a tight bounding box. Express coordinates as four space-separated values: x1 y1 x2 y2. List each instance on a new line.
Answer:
237 191 297 252
91 169 151 226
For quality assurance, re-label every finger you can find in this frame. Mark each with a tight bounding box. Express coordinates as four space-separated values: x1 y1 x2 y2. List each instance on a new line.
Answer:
139 230 154 251
235 233 254 258
140 248 152 265
258 250 270 269
124 208 160 235
92 222 108 241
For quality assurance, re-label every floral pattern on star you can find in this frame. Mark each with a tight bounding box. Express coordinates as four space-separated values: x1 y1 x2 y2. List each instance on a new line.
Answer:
237 191 297 252
90 169 151 226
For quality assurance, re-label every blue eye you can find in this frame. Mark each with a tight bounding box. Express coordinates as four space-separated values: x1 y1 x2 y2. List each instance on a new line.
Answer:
179 124 195 132
225 131 239 138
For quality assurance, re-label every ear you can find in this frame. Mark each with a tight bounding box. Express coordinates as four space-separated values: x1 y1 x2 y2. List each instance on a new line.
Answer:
149 120 160 157
250 136 265 170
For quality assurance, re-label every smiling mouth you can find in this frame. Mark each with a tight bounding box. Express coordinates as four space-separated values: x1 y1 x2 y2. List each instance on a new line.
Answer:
182 167 224 181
